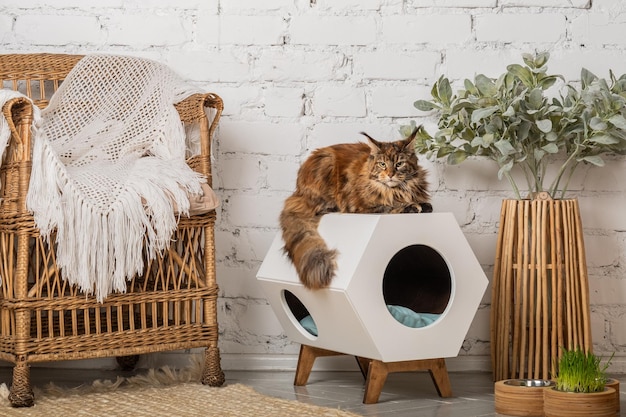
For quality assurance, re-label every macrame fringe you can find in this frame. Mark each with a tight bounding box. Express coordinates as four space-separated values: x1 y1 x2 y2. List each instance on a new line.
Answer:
19 54 206 302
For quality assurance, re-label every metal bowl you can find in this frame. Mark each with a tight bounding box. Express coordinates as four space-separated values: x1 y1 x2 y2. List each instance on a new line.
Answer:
504 379 555 388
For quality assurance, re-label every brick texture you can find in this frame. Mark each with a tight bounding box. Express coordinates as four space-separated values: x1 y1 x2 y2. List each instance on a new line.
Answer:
1 0 624 370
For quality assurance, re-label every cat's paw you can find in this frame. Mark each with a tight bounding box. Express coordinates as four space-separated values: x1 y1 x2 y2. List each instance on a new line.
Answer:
402 205 421 213
420 203 433 213
402 203 433 213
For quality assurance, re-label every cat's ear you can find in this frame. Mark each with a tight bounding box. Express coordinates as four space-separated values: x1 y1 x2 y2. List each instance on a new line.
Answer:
360 132 382 152
402 127 419 152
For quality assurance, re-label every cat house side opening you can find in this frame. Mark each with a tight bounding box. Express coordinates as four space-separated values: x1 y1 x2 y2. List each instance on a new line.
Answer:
283 290 318 339
383 244 451 328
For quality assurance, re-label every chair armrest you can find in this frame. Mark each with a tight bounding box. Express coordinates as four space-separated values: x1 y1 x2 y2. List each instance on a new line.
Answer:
1 97 36 213
175 92 223 150
2 96 35 162
175 92 223 182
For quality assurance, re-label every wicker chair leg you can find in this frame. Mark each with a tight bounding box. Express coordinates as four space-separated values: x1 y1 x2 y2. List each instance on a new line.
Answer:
8 361 34 407
201 346 225 387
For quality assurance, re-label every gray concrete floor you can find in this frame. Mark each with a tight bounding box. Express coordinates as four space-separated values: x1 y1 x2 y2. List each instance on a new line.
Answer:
0 366 624 416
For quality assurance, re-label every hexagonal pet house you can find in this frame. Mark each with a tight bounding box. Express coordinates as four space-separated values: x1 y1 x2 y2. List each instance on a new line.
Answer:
256 212 488 403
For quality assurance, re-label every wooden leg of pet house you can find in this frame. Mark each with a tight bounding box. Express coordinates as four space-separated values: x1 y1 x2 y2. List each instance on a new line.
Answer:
294 344 453 404
294 345 344 386
360 357 453 404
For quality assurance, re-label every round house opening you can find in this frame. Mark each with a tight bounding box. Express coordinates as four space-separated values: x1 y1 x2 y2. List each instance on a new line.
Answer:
282 290 318 337
382 244 452 328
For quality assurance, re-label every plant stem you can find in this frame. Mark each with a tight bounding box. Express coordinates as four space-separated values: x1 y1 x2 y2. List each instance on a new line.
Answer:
503 171 522 199
558 162 580 199
549 142 581 197
520 163 534 197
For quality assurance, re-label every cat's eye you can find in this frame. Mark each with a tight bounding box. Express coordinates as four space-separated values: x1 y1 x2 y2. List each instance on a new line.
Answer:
377 162 387 169
396 161 405 169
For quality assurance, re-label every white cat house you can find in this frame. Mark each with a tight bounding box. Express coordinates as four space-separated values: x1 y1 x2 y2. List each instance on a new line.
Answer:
256 212 488 403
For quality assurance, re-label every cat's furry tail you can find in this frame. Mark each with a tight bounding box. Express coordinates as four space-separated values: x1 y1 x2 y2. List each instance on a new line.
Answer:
280 197 337 290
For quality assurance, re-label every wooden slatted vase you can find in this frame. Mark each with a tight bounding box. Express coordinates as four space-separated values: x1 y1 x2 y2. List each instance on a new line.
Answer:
490 192 592 381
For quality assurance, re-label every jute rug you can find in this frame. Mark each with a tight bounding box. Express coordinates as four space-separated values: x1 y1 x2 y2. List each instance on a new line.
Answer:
0 363 362 417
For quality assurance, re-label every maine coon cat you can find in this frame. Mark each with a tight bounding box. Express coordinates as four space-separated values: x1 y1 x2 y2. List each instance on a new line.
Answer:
280 129 432 290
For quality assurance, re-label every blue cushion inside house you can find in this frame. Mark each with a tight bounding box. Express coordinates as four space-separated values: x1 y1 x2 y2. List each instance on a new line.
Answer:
298 305 441 336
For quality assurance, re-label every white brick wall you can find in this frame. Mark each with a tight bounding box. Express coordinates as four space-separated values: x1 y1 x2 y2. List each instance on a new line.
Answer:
1 0 625 371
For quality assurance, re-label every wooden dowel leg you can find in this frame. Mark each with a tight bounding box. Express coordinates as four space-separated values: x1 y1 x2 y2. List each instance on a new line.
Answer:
362 358 452 404
294 344 345 386
428 358 453 398
363 360 389 404
294 345 318 386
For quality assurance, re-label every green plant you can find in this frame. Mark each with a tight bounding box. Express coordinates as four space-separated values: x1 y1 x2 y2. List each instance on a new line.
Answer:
554 347 613 393
402 52 626 199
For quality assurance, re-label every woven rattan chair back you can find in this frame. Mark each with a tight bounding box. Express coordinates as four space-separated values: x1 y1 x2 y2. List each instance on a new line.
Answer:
0 53 82 108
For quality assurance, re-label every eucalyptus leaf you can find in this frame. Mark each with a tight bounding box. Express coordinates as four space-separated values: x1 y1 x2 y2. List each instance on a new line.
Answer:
535 51 549 68
436 146 454 158
581 155 605 166
528 88 543 109
522 53 535 68
430 81 440 101
589 134 619 145
536 119 552 133
497 159 514 180
608 114 626 130
589 116 608 131
581 68 597 88
541 143 559 153
414 100 439 111
495 139 517 156
470 136 484 147
475 74 497 96
507 64 534 87
464 79 477 94
517 121 531 141
447 151 467 165
400 124 415 137
438 77 452 106
502 106 515 117
471 106 498 124
537 75 559 89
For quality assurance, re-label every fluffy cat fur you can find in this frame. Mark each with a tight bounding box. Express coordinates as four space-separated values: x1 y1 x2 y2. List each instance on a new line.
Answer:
279 129 432 290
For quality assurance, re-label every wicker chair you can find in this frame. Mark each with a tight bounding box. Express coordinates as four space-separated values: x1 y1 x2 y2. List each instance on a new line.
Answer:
0 54 225 407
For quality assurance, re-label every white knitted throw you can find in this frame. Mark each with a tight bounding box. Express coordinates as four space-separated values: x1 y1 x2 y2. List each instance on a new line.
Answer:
2 55 207 301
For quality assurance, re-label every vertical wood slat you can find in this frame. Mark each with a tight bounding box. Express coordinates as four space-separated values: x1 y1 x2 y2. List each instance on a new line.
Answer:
489 202 504 380
511 205 521 379
527 200 537 378
491 195 592 381
573 202 592 352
